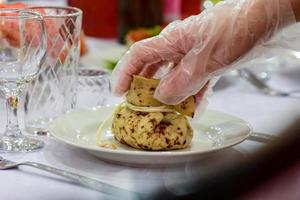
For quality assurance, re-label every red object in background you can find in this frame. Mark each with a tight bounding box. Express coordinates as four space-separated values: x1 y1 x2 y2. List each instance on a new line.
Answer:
0 2 26 9
118 0 163 43
0 2 88 56
68 0 201 39
181 0 202 19
68 0 118 38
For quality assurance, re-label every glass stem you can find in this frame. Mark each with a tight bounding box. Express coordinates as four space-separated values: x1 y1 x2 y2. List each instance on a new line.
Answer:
5 96 21 137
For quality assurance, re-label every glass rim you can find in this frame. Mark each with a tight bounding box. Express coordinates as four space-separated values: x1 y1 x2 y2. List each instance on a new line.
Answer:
0 9 43 20
28 6 82 18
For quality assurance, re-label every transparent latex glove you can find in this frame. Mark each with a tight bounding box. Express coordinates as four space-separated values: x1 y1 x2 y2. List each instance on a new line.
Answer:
112 0 295 105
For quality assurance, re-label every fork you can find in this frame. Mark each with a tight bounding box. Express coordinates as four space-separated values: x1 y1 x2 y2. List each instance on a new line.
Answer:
248 132 277 143
0 156 140 199
238 69 300 98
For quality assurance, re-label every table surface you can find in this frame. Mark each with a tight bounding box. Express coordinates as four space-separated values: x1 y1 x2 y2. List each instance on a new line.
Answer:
1 38 300 200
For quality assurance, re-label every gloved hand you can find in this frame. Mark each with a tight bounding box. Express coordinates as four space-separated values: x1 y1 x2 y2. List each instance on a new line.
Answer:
112 0 295 105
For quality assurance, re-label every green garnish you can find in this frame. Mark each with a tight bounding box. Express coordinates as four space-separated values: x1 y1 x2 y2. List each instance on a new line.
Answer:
145 25 162 37
104 59 118 71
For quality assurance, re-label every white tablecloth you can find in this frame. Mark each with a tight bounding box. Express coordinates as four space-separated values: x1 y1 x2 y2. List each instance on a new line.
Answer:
0 38 300 200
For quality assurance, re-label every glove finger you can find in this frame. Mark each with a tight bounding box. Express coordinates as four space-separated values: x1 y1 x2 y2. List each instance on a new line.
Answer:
139 61 163 78
193 86 209 120
111 36 184 96
194 83 209 105
154 50 210 105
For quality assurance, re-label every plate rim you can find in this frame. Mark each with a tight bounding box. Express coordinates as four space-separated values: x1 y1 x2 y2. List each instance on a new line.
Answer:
49 106 252 157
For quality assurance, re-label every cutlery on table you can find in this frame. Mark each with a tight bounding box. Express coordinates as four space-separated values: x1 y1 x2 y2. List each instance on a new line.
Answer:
238 69 300 98
248 132 277 143
0 156 140 199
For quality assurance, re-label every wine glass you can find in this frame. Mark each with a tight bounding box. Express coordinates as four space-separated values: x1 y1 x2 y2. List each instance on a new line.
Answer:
0 9 47 152
23 6 82 136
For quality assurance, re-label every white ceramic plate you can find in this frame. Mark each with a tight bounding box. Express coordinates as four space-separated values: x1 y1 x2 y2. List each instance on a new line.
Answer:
49 106 252 166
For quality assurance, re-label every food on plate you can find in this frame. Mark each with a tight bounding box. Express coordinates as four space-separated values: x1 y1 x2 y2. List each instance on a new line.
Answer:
106 75 195 151
111 105 193 150
126 76 196 117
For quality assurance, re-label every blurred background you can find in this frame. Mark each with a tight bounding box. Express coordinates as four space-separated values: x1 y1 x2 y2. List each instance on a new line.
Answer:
5 0 217 42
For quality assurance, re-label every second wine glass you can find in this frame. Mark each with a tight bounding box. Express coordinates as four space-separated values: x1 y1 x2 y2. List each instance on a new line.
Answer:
0 9 47 152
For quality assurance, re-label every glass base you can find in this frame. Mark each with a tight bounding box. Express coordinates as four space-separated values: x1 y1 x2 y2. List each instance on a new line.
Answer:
25 119 52 136
0 135 44 152
25 125 51 136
